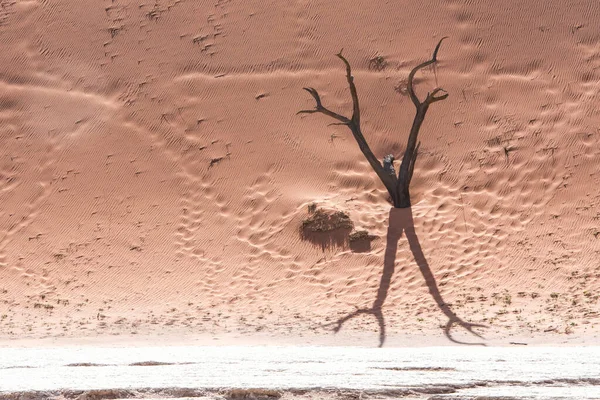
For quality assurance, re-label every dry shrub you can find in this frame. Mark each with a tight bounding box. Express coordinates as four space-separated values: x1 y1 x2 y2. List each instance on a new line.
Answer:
128 361 173 366
301 208 353 232
348 230 375 242
368 55 387 71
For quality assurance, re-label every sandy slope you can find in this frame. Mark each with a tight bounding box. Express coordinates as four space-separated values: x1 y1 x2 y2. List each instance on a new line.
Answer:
0 0 599 346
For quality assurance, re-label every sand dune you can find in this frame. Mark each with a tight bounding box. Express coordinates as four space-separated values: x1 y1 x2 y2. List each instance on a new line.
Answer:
0 0 599 346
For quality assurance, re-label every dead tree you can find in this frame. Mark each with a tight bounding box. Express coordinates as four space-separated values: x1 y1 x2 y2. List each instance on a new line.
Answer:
298 38 448 208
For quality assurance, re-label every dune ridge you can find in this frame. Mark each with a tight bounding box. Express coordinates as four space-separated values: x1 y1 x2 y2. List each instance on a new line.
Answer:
0 0 599 346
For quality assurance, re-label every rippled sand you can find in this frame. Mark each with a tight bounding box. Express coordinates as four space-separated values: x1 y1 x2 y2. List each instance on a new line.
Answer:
1 0 599 347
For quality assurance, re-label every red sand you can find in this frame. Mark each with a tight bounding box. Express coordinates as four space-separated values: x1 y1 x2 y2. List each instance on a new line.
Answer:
0 0 599 347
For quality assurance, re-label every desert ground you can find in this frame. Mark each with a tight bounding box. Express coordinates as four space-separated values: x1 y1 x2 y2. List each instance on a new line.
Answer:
0 0 599 347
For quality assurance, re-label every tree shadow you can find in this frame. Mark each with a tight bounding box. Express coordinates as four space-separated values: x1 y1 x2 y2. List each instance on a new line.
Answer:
327 207 486 347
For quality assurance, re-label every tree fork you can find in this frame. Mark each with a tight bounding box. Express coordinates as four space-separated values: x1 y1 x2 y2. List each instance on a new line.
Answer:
299 38 448 208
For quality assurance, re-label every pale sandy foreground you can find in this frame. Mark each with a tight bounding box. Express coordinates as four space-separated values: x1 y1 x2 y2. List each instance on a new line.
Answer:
1 345 600 399
0 0 599 347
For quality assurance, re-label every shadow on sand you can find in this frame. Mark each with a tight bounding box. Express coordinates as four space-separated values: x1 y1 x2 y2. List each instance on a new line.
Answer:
300 226 352 251
328 207 486 347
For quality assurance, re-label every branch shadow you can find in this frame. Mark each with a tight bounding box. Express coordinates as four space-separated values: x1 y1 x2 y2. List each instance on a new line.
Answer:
327 207 486 347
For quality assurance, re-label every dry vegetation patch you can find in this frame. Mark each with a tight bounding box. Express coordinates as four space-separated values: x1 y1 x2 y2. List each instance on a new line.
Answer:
348 230 376 242
226 388 282 399
300 205 354 250
301 207 353 233
75 389 133 400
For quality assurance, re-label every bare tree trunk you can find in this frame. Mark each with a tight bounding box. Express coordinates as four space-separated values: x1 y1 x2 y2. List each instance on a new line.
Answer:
299 38 448 208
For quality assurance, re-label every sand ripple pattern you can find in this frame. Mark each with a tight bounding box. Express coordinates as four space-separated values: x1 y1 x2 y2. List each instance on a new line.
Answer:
0 0 599 342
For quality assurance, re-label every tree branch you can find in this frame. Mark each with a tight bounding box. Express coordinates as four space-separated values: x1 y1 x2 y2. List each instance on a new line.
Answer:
298 58 398 197
297 87 350 124
407 37 448 107
425 88 449 104
396 38 449 207
336 50 361 126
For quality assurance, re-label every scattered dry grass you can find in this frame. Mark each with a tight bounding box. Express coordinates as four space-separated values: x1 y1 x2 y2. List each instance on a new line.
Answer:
65 363 107 367
375 366 456 372
368 55 387 71
226 388 282 399
76 389 133 400
128 361 174 366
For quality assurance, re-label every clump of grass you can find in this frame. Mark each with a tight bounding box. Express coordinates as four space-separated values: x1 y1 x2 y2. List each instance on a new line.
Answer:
33 303 54 310
394 78 409 96
146 5 161 20
301 208 353 233
226 388 281 399
368 55 387 71
129 361 174 366
65 363 106 367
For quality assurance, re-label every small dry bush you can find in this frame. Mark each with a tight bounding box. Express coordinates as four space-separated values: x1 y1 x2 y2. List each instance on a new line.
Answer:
65 363 105 367
348 230 375 242
368 55 387 71
128 361 173 366
301 208 353 232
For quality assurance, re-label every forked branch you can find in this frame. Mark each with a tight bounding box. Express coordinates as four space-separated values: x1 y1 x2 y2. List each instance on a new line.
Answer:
297 87 350 124
336 50 361 126
407 37 449 107
396 37 449 207
298 51 398 193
